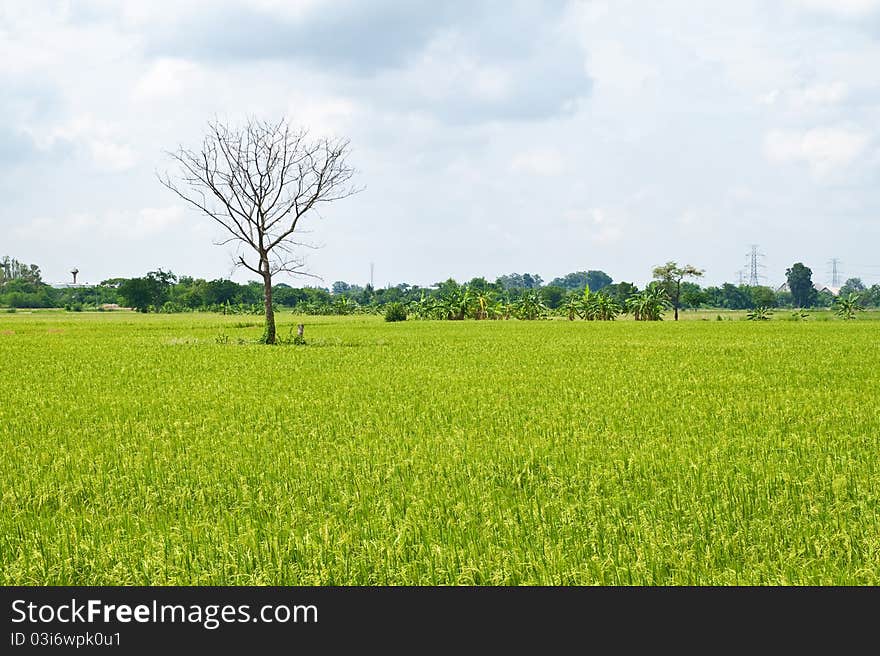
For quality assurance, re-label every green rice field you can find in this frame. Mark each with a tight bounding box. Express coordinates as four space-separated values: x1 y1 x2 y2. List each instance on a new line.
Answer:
2 311 879 584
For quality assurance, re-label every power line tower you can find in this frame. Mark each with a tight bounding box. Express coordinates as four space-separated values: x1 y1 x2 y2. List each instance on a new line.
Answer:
736 269 745 286
828 258 842 287
746 244 766 287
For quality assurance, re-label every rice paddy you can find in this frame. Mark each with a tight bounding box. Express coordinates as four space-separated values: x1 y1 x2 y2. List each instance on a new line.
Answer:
2 311 879 584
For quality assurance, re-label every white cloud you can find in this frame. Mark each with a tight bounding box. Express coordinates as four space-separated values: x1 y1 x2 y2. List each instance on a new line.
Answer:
510 148 565 177
14 207 185 242
563 208 624 244
585 40 657 96
795 82 849 106
132 58 204 101
88 140 137 172
284 93 357 137
761 83 849 109
26 116 137 172
792 0 880 18
765 127 870 178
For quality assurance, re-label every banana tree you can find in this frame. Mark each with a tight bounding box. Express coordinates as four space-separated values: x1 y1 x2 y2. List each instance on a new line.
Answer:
474 291 493 320
626 288 668 321
594 293 622 320
746 306 772 321
515 290 548 320
562 295 581 321
834 292 865 320
409 291 435 320
439 284 473 320
579 285 598 320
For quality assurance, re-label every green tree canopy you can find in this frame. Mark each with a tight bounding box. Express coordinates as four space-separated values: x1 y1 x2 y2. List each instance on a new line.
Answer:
651 262 704 320
786 263 817 308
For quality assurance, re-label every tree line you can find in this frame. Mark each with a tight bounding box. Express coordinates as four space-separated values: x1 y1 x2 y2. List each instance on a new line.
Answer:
2 256 877 318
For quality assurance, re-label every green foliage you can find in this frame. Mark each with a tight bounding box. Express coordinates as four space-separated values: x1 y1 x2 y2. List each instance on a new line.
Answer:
652 261 704 320
540 285 566 309
834 293 865 320
514 290 548 320
746 306 773 321
579 287 621 321
117 270 177 312
549 270 612 292
384 302 407 322
786 263 818 308
626 288 669 321
0 256 42 286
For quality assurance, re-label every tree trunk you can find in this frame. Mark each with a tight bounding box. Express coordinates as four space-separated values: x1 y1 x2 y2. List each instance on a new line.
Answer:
674 280 680 321
262 270 276 345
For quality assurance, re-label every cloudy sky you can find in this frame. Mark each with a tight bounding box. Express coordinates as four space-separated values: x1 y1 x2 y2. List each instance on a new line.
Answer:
2 0 879 289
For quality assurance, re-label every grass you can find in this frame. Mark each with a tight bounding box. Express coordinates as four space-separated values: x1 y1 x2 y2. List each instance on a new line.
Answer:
2 311 879 584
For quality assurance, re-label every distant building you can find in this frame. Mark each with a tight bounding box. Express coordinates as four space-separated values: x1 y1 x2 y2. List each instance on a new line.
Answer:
775 282 839 296
50 283 91 290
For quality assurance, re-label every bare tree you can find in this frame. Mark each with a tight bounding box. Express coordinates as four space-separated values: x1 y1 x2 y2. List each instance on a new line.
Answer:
160 118 359 343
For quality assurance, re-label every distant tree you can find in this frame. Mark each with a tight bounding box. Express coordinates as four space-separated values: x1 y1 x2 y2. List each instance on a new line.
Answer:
160 117 359 344
838 278 867 304
496 273 543 291
717 283 751 310
749 286 777 309
99 278 128 289
679 282 707 309
118 270 176 312
815 289 835 308
651 262 704 321
603 281 638 304
549 270 612 292
585 270 612 292
466 277 498 293
0 256 42 286
117 278 155 312
522 273 543 290
204 279 240 305
549 271 588 290
839 277 865 294
495 273 523 290
540 285 566 309
786 263 817 308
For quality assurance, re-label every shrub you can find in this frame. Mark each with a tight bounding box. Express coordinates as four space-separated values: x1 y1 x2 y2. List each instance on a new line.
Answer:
385 302 407 322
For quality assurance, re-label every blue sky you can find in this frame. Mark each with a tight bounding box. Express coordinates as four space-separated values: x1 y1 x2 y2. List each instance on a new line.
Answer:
2 0 879 288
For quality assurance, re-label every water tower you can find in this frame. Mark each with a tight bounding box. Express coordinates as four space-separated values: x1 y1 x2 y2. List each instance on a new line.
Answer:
71 268 79 284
